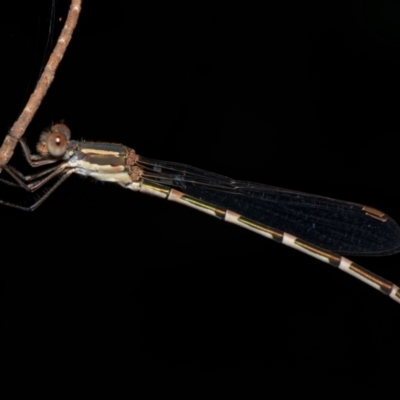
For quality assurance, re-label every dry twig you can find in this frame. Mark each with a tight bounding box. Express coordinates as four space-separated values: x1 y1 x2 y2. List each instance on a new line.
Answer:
0 0 82 172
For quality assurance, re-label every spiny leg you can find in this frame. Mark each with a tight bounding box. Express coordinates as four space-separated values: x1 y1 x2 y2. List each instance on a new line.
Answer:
1 163 65 191
19 138 60 167
0 169 75 211
0 135 68 190
0 126 75 210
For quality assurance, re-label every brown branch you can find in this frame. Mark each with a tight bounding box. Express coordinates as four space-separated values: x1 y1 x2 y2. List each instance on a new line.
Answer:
0 0 82 172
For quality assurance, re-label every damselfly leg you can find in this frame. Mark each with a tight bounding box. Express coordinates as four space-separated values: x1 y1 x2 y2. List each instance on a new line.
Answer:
0 124 75 211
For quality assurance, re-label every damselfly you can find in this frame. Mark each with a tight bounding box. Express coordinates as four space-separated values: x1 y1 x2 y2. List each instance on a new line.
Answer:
1 123 400 304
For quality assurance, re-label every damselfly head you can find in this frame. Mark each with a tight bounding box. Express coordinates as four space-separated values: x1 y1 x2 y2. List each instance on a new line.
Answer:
37 123 71 158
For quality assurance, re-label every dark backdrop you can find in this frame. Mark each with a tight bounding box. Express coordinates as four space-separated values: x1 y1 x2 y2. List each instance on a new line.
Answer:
1 0 399 393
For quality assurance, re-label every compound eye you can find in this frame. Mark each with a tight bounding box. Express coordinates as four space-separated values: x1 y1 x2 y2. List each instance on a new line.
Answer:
51 123 71 140
47 132 68 157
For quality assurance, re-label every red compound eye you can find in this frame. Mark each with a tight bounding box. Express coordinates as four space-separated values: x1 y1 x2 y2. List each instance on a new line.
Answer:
47 132 68 157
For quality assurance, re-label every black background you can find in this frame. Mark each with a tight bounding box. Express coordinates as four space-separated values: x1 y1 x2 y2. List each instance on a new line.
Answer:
1 0 400 392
